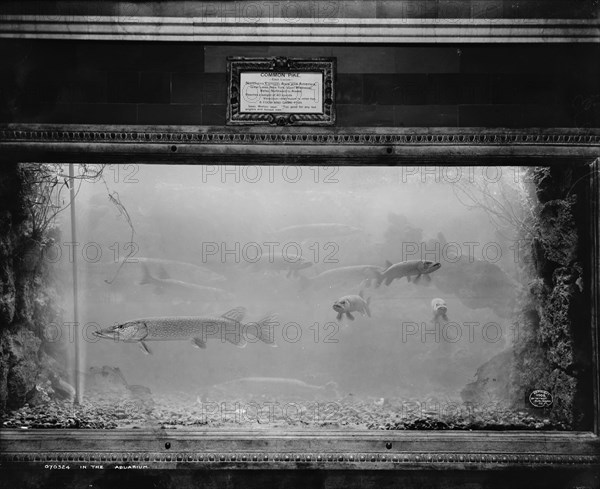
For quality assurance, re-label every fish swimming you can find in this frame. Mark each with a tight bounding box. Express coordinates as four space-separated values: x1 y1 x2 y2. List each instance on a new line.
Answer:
332 290 371 321
93 307 278 355
250 254 313 278
118 256 226 283
431 298 449 322
300 264 385 290
376 260 441 287
200 377 340 401
139 264 233 300
272 223 362 240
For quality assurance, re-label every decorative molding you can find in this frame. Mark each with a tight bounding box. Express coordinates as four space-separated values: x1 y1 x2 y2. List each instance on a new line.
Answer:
2 451 599 467
0 16 599 43
1 125 599 163
1 126 600 146
1 430 599 469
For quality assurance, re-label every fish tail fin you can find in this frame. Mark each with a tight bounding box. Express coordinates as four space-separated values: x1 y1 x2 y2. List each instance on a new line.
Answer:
139 263 155 285
158 265 170 280
373 270 384 288
250 314 279 347
221 306 246 323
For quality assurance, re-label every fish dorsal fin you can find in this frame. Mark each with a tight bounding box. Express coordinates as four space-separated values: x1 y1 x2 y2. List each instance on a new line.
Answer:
139 263 154 285
158 266 170 280
221 306 246 323
385 260 393 268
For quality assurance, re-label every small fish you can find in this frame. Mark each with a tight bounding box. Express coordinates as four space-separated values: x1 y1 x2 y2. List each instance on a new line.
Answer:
126 384 152 397
374 397 385 407
431 298 449 322
48 374 75 401
139 264 233 300
376 260 441 287
332 290 371 321
93 307 278 355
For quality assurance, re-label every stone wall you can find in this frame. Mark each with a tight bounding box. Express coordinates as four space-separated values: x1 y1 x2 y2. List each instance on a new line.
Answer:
1 41 598 127
461 165 594 429
1 1 598 19
0 164 66 413
511 166 593 429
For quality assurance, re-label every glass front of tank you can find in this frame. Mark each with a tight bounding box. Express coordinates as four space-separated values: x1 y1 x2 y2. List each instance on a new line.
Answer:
3 164 593 431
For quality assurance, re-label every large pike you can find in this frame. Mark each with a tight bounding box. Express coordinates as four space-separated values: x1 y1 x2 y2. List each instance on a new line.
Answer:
118 256 226 283
201 377 340 401
376 260 441 287
139 264 233 300
93 307 278 355
249 254 312 278
300 264 385 290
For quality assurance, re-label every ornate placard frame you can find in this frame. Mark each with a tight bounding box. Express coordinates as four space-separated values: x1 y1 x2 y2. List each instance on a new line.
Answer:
0 124 599 475
227 57 335 126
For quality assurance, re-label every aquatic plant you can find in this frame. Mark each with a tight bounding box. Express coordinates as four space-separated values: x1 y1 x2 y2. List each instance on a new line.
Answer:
510 167 591 429
451 167 538 242
453 165 593 429
17 164 103 242
0 164 135 413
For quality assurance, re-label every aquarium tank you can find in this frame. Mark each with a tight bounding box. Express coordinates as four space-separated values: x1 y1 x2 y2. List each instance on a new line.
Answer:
0 163 594 432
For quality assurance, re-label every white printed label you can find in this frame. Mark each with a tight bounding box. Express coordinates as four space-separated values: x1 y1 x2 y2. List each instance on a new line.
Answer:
239 72 323 113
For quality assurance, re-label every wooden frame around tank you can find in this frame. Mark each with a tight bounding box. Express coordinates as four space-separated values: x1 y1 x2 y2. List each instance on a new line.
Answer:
0 124 598 472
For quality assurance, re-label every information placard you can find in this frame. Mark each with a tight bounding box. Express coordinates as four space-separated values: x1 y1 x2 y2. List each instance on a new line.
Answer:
227 57 335 126
239 72 323 114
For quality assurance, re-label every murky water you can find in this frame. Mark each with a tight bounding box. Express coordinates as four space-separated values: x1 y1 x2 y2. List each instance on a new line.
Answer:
2 164 584 430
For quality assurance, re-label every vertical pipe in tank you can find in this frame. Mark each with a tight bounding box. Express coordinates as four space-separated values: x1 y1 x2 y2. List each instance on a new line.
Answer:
69 164 82 405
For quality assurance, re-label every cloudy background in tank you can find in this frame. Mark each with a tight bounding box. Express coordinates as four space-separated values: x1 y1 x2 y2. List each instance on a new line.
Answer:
50 164 525 404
